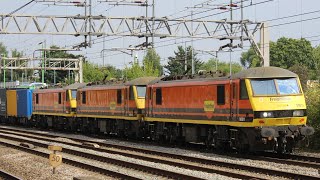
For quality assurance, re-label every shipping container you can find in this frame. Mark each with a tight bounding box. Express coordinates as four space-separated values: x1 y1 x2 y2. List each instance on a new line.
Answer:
17 89 33 119
0 89 7 116
6 90 17 117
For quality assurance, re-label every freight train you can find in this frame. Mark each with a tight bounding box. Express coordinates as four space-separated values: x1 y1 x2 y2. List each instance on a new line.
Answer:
0 66 314 153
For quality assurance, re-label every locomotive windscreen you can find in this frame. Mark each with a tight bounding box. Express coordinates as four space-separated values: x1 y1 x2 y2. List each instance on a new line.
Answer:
276 78 300 95
71 89 77 99
251 79 277 95
250 78 301 96
136 86 146 98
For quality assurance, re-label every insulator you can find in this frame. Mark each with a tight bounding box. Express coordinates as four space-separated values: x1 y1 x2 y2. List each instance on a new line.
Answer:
219 6 227 10
230 3 238 7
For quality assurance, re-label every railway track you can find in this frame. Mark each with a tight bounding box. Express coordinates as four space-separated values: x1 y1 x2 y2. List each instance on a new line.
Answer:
0 128 263 180
0 141 139 180
237 152 320 170
0 169 22 180
0 126 319 179
0 138 204 180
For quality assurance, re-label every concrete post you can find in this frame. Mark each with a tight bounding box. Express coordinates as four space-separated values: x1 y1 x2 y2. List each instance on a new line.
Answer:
260 22 270 67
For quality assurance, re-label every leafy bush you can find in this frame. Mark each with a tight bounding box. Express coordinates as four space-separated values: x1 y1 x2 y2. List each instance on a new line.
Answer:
305 85 320 149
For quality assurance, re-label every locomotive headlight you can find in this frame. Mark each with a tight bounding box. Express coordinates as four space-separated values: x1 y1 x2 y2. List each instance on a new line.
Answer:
293 110 304 117
261 112 274 118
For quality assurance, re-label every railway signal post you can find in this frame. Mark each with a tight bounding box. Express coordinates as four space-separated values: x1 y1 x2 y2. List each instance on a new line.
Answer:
48 145 63 174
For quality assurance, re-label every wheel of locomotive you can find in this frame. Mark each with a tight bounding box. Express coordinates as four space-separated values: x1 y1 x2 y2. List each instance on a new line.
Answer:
236 131 250 153
165 124 177 145
205 127 217 150
137 122 147 140
277 136 287 154
285 136 295 154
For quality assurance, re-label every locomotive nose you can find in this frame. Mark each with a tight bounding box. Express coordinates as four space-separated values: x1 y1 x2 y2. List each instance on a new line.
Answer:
300 126 315 136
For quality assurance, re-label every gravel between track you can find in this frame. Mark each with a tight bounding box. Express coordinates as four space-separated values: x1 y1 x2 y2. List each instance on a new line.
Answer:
50 132 319 177
1 126 320 179
0 144 113 180
0 133 239 180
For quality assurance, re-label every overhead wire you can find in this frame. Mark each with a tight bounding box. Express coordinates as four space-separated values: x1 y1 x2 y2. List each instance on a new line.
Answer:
82 0 281 58
80 0 273 51
4 0 320 66
0 0 35 21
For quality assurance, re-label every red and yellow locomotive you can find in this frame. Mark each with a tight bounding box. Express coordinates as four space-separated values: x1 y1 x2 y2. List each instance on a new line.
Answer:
29 67 313 153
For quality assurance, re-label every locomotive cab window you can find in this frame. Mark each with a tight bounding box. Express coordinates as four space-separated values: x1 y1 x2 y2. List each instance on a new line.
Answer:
82 91 86 104
240 80 249 99
250 79 277 95
136 86 147 98
217 85 225 105
129 86 134 100
58 92 62 104
149 87 152 99
71 90 77 99
250 78 300 96
66 90 70 101
117 89 122 104
276 78 300 95
156 88 162 105
36 94 39 104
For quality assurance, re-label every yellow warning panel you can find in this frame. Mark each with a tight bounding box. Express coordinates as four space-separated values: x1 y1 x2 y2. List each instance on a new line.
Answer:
204 100 215 112
49 154 62 168
110 102 116 110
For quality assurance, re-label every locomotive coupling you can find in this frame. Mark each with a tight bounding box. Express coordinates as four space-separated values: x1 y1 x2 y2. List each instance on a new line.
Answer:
300 126 315 136
261 128 276 137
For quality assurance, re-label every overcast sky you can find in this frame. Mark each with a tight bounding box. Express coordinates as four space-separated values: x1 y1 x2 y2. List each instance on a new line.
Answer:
0 0 320 69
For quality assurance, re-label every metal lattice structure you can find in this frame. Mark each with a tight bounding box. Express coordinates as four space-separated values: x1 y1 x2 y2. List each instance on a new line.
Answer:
0 57 83 83
0 14 261 38
0 13 269 65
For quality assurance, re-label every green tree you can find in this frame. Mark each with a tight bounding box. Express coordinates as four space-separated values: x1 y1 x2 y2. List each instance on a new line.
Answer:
313 45 320 79
288 64 309 91
240 38 315 70
0 46 24 83
143 48 162 75
0 42 8 56
10 49 29 82
305 85 320 150
44 46 82 84
82 61 123 83
101 65 123 80
124 56 159 80
83 61 108 82
165 46 203 75
271 38 314 69
0 42 9 82
200 58 242 75
240 44 265 68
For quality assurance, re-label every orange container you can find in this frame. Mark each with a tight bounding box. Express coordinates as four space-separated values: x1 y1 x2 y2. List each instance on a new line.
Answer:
6 90 17 117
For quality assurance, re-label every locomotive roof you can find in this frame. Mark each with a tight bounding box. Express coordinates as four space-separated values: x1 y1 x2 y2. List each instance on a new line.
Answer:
125 77 160 86
64 83 88 90
80 83 126 90
151 67 298 85
150 76 228 85
33 88 64 92
232 66 298 79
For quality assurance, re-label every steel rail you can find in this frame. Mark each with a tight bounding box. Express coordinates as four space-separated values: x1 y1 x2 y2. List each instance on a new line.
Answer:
0 132 204 180
0 127 319 180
